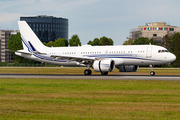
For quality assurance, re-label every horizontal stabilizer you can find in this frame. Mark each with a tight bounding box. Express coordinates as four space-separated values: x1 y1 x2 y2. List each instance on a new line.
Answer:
5 49 30 54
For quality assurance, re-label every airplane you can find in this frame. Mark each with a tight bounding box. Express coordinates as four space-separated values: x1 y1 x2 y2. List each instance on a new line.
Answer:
14 21 176 76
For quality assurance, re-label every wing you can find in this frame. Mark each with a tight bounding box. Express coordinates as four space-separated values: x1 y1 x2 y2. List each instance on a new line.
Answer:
50 54 101 63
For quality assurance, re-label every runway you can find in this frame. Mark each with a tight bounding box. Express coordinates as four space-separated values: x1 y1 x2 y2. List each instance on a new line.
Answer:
0 74 180 80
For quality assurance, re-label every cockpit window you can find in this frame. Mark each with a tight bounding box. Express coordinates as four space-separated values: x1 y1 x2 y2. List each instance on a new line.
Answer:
158 49 169 53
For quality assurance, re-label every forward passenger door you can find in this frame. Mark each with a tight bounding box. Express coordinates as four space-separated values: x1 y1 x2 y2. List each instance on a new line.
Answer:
146 46 152 58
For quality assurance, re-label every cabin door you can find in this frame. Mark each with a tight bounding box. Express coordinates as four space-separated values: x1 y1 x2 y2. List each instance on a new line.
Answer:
146 46 152 58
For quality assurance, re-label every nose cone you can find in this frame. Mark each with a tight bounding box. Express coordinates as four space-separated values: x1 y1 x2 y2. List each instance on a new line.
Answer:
169 53 176 63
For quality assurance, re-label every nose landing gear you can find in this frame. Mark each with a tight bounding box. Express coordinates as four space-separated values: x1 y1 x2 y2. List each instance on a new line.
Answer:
150 65 155 76
150 71 155 76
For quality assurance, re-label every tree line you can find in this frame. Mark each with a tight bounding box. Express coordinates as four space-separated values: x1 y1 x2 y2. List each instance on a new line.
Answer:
43 35 114 47
123 37 158 45
87 36 113 46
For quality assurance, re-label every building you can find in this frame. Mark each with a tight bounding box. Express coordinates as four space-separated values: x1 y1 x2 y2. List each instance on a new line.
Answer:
130 22 180 44
0 30 18 63
20 15 68 43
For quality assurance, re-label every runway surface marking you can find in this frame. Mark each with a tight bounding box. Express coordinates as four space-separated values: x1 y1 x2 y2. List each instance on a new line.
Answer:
0 74 180 80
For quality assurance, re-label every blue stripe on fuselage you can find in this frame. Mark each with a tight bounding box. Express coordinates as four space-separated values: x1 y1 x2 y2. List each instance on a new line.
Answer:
83 54 159 61
21 37 159 62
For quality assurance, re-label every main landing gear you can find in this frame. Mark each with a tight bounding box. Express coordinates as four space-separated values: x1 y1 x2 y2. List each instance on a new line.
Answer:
150 65 155 76
84 69 92 75
84 70 108 75
84 65 108 75
84 65 92 75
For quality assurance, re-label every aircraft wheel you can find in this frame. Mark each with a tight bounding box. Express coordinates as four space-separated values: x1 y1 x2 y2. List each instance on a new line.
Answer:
150 71 155 76
84 69 92 75
101 72 108 75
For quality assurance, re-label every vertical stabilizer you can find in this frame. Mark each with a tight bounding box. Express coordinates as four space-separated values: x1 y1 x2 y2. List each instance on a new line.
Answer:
18 21 47 52
21 37 28 51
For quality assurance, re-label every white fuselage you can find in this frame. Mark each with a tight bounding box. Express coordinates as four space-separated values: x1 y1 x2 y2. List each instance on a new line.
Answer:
15 45 176 67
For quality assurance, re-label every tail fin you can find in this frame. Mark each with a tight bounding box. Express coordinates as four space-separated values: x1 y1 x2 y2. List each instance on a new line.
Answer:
18 21 47 53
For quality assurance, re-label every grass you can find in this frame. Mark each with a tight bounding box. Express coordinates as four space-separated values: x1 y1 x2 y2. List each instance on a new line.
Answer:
0 67 180 75
0 78 180 119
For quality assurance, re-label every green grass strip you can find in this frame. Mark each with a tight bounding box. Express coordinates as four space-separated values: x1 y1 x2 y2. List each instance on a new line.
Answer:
0 78 180 119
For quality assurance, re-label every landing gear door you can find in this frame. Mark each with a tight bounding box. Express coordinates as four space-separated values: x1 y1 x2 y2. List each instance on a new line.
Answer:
146 46 152 58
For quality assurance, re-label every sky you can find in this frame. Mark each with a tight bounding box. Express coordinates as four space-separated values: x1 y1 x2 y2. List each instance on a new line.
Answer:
0 0 180 45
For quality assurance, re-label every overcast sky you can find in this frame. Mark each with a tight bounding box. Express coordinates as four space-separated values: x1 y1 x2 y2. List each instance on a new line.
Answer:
0 0 180 45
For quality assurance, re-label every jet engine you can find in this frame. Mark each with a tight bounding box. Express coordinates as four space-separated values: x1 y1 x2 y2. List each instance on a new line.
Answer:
93 59 115 72
117 65 139 72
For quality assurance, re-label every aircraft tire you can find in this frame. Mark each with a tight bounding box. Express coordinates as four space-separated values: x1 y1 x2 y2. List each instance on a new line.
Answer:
150 71 155 76
84 69 92 75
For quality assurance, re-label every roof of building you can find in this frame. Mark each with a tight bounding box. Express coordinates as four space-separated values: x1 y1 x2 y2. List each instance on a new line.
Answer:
139 22 177 28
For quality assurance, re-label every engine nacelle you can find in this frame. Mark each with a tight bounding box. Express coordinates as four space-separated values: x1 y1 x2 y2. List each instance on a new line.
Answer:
93 60 115 72
118 65 139 72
